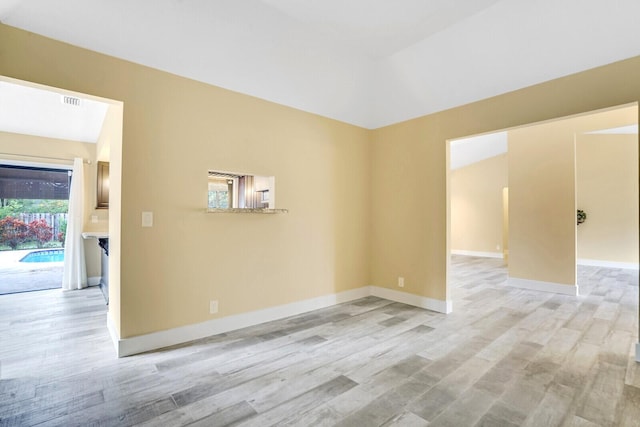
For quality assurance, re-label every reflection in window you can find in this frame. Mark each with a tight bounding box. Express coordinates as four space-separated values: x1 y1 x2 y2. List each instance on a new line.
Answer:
208 171 275 209
207 177 232 209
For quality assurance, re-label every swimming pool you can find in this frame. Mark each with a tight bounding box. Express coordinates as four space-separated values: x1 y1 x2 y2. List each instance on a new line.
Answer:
20 249 65 263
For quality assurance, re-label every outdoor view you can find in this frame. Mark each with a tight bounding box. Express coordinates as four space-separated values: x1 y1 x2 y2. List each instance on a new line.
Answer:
0 165 70 295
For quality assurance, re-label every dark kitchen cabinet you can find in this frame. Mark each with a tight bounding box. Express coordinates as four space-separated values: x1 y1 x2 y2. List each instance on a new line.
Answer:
97 161 110 209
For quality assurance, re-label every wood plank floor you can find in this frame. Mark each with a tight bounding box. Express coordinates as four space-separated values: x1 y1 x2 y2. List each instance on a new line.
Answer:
1 255 639 426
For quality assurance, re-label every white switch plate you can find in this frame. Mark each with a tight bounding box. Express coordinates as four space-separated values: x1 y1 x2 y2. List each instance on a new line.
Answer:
210 300 219 314
91 215 98 223
398 277 404 288
142 212 153 227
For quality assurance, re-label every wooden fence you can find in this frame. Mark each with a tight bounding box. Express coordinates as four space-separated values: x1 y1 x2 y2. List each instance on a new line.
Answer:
17 213 68 241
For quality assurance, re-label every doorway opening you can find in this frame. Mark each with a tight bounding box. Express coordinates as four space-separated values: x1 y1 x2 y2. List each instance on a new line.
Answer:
447 103 639 307
0 164 71 294
0 75 123 356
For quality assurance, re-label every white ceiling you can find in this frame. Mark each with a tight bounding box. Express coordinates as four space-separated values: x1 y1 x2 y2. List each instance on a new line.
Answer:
586 125 639 135
450 132 507 170
0 80 109 143
1 0 640 129
258 0 503 58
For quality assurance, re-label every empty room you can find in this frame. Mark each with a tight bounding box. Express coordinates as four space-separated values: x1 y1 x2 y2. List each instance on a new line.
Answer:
1 1 639 426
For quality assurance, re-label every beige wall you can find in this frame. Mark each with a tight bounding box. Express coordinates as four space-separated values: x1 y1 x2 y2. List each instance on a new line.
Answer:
0 24 371 338
372 57 640 303
577 133 639 264
451 154 507 255
1 24 639 341
502 188 509 261
508 122 577 286
0 131 102 278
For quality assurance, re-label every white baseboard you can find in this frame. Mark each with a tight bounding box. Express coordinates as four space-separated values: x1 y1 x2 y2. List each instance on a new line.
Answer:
112 287 370 357
370 286 452 314
508 277 579 296
107 312 120 355
451 250 503 259
577 259 639 270
636 343 640 363
108 285 452 358
88 276 101 287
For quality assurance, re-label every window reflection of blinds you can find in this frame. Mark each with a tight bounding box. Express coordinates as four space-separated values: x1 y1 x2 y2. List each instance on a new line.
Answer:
0 165 71 200
208 171 242 179
208 182 228 191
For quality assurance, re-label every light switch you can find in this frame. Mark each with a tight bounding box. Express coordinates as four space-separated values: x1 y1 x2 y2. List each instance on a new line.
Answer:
142 211 153 227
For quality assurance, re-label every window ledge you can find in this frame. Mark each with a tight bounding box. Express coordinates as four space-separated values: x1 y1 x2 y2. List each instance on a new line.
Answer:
206 208 289 214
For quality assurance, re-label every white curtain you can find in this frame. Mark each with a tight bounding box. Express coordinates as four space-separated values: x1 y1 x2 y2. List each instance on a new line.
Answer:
62 158 87 290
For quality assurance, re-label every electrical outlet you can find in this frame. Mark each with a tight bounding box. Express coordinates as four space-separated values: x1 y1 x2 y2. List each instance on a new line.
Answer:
496 244 501 250
209 300 219 314
398 277 404 288
91 215 98 223
142 211 153 227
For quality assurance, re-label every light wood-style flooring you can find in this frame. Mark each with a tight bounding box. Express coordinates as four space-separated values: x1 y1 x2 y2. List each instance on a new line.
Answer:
1 255 639 426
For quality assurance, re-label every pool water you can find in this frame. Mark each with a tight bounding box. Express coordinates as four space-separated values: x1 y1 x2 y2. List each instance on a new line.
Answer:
20 249 65 263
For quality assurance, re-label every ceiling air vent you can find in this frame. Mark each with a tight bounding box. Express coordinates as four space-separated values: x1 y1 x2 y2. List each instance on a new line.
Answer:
61 95 81 107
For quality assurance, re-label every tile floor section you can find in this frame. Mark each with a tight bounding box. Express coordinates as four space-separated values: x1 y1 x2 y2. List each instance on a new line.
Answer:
0 255 638 426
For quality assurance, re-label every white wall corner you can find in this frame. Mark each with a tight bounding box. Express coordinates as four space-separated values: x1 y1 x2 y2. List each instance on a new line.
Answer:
106 312 122 357
88 276 101 287
370 286 451 314
636 342 640 363
508 277 579 296
114 286 370 357
445 299 453 314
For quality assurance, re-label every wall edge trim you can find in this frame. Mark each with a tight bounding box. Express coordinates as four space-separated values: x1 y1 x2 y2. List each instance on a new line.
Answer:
113 287 371 357
370 286 452 314
577 258 639 270
508 277 579 296
451 250 503 259
88 276 101 287
106 312 121 357
110 286 452 357
636 343 640 363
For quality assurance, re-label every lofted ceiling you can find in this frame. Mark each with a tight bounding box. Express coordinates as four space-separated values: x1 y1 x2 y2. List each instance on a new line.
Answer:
1 0 640 129
258 0 503 58
450 132 508 170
